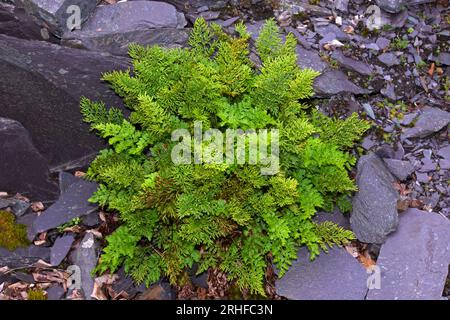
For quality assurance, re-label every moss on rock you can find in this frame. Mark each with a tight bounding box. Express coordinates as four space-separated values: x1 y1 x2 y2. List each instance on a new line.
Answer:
0 210 30 251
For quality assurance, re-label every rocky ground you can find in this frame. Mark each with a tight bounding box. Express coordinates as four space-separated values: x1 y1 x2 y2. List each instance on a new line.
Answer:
0 0 449 300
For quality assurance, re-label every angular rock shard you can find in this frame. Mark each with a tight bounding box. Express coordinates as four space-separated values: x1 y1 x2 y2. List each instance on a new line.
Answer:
367 209 450 300
275 247 368 300
350 153 399 244
32 179 98 236
0 117 59 201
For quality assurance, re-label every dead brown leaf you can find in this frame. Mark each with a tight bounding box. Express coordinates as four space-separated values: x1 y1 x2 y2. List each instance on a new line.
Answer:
74 171 86 178
31 202 45 212
428 62 435 76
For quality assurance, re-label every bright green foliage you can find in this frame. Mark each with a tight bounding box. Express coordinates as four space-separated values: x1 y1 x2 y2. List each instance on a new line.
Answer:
80 18 369 295
0 210 30 251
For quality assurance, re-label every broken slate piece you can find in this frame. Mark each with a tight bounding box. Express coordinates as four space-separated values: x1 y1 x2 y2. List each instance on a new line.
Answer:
378 52 400 66
402 107 450 139
275 247 367 300
32 179 98 235
350 153 399 244
69 233 99 300
0 245 50 268
58 171 80 194
383 158 414 181
50 234 75 266
367 209 450 300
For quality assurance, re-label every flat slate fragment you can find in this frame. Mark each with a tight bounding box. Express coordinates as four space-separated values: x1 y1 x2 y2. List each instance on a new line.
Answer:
367 209 450 300
276 247 368 300
32 179 98 235
402 107 450 139
350 153 399 244
0 245 50 268
50 234 75 266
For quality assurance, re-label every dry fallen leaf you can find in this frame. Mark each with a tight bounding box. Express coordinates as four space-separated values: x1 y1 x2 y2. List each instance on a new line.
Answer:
0 192 8 197
87 229 103 239
428 62 435 76
74 171 86 177
31 202 45 212
91 282 108 300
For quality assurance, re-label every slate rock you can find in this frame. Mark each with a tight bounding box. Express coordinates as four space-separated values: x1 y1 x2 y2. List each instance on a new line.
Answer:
378 52 400 66
69 233 99 300
0 197 30 217
333 0 348 12
367 209 450 300
296 46 328 72
0 34 129 168
383 158 414 181
375 0 405 13
0 245 50 268
50 234 75 266
62 1 188 55
112 267 147 298
82 212 100 227
15 0 97 37
314 209 351 230
350 153 399 244
438 52 450 66
376 37 391 50
46 285 65 300
275 247 367 300
314 70 370 98
402 107 450 139
58 171 80 194
0 117 59 201
32 179 98 236
0 3 51 41
331 50 373 75
437 145 450 160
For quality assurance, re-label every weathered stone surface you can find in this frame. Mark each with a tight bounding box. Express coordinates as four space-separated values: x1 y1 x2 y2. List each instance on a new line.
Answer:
296 46 328 72
0 245 50 268
314 209 351 230
367 209 450 300
62 1 188 55
375 0 405 13
438 52 450 66
14 0 96 37
0 118 59 201
314 70 370 98
350 153 399 244
275 247 367 300
50 234 75 266
331 50 374 76
378 52 400 66
0 196 30 217
0 3 51 41
69 233 99 300
46 285 65 300
63 28 190 56
0 34 129 168
32 179 98 236
437 145 450 160
383 158 414 181
402 107 450 139
58 171 79 194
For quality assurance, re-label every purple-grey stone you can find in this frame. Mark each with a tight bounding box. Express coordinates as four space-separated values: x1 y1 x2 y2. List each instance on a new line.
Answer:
415 172 430 183
69 233 99 300
32 179 98 236
313 70 370 98
367 209 450 300
375 0 405 13
376 37 391 50
46 285 65 300
402 107 450 139
0 118 59 201
58 171 80 194
50 234 75 266
378 52 400 66
15 0 97 37
383 158 414 181
331 50 374 75
418 158 437 173
296 46 328 72
437 145 450 160
0 245 50 268
275 247 367 300
350 153 399 244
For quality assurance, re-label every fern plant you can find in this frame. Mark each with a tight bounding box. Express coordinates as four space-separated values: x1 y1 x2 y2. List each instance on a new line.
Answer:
80 18 370 296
